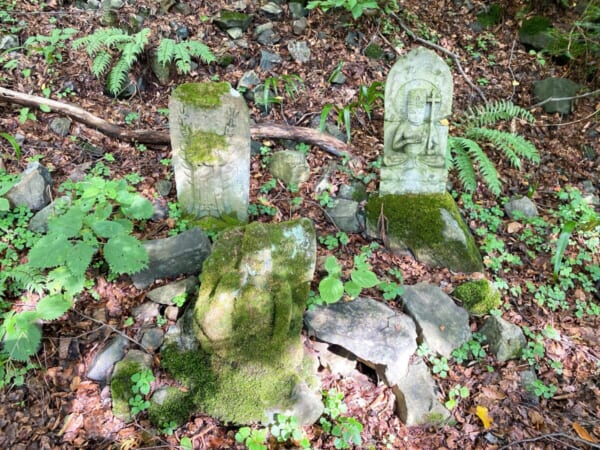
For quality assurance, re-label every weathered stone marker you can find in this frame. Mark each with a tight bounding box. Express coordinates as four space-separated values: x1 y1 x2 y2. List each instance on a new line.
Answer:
381 47 452 195
366 48 482 273
169 82 250 222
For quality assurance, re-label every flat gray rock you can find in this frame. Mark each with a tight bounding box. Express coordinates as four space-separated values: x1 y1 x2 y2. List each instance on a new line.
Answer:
304 297 417 385
131 227 211 289
5 162 52 211
393 359 450 426
326 198 362 233
505 196 538 219
87 335 128 382
479 316 526 362
402 283 471 358
146 276 199 306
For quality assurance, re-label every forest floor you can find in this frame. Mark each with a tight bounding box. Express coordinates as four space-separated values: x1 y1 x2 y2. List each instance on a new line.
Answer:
0 0 599 449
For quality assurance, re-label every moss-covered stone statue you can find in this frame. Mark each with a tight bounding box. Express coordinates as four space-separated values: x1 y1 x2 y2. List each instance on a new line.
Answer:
152 218 323 427
366 47 482 273
169 82 250 222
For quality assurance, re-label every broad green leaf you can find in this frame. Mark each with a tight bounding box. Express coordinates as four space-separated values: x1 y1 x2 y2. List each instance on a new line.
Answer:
120 194 153 220
2 311 42 361
179 437 193 450
319 276 344 304
0 132 21 160
92 219 125 238
28 234 71 269
104 234 148 275
36 294 72 320
351 269 379 288
324 255 342 275
0 197 9 212
344 280 361 298
47 266 86 296
48 206 84 238
67 241 96 277
553 221 576 277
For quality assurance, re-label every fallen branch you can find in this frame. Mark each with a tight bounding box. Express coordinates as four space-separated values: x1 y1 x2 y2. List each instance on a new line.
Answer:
0 86 349 157
389 12 488 104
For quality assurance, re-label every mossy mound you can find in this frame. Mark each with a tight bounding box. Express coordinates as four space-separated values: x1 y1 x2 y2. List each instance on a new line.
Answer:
453 279 501 315
172 82 231 109
365 193 482 273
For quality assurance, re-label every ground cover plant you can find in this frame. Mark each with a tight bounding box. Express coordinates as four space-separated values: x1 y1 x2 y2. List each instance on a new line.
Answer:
0 0 599 449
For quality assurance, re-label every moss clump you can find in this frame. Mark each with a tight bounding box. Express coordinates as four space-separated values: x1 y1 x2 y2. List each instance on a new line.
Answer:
453 279 501 315
173 82 230 109
364 43 384 60
520 16 552 36
183 130 227 165
148 387 193 428
365 193 482 273
110 360 143 421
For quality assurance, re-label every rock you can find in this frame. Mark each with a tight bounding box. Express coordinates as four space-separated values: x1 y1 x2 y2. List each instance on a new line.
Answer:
453 279 501 315
49 117 72 137
214 10 252 31
289 2 308 19
519 16 554 51
533 78 580 114
260 49 282 70
329 70 346 85
310 116 347 143
141 328 165 351
310 341 357 377
479 316 526 362
164 305 179 321
260 2 283 19
148 386 191 427
4 162 53 212
292 17 308 35
132 302 160 323
287 40 310 63
256 29 279 45
162 219 321 425
110 350 153 421
392 359 450 426
520 369 539 404
402 283 471 358
238 70 260 92
0 34 19 51
365 193 483 273
146 277 199 306
175 25 189 40
151 201 169 221
338 183 367 202
149 49 172 85
131 227 212 290
254 22 273 36
504 196 538 219
28 196 71 233
345 31 364 48
325 198 362 233
226 27 243 39
304 297 417 385
269 150 310 187
155 179 172 197
87 335 129 382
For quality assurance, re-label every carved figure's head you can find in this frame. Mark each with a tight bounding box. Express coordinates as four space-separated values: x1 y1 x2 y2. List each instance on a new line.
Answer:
406 88 427 124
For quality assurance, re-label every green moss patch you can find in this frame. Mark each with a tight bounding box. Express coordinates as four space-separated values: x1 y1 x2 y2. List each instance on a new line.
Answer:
183 130 227 165
453 279 501 315
110 360 143 421
365 193 482 273
173 82 230 109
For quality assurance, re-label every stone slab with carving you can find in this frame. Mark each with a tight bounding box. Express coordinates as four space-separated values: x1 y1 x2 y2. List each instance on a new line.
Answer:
381 47 453 195
169 82 250 222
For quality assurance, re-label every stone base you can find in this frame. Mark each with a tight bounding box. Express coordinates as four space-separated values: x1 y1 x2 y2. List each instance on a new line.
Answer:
365 193 483 273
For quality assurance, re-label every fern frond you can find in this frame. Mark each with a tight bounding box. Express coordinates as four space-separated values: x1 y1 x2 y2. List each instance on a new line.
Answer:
467 127 540 169
106 59 130 95
449 136 502 195
465 100 535 128
449 137 478 193
119 31 148 70
186 40 216 64
91 51 112 77
157 38 176 66
174 44 192 74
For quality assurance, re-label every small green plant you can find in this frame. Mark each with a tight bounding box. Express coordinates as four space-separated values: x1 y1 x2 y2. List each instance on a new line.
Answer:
307 0 379 20
259 178 277 194
316 190 334 208
270 414 311 448
172 292 187 308
445 384 469 409
452 333 487 364
248 197 278 217
124 112 139 125
319 231 349 250
320 389 363 449
431 356 450 378
234 426 268 450
131 368 154 396
18 107 36 124
129 394 150 415
527 379 557 399
179 436 193 450
449 100 539 196
317 254 379 305
0 132 20 162
156 37 216 74
24 27 77 65
529 49 546 66
258 74 304 109
160 420 178 436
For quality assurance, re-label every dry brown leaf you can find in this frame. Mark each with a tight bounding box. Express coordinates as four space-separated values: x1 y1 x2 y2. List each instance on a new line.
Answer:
506 221 523 233
573 422 600 443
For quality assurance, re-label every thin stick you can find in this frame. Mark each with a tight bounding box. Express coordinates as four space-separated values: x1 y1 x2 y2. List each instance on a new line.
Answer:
389 12 488 104
529 88 600 109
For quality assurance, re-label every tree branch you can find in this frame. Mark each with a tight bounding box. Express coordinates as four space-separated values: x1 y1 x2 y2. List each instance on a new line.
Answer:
0 86 350 157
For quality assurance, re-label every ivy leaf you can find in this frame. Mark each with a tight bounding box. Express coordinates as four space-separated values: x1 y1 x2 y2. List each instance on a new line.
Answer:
36 294 72 321
2 311 42 361
28 234 71 269
104 234 148 275
120 194 154 220
319 276 344 304
351 269 379 288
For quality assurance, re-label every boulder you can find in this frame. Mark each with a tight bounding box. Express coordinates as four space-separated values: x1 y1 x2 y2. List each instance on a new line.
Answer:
479 316 526 362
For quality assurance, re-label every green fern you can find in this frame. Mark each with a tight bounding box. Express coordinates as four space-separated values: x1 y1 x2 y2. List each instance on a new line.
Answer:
449 100 539 196
73 27 150 96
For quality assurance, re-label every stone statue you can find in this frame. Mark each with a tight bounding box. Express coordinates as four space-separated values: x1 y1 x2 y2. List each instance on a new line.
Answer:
381 48 453 195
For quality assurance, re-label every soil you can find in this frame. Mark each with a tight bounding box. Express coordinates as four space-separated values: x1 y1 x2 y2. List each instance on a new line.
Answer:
0 0 599 449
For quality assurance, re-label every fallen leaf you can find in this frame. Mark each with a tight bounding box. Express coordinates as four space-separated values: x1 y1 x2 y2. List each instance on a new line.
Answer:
507 221 523 233
476 405 493 429
573 422 599 443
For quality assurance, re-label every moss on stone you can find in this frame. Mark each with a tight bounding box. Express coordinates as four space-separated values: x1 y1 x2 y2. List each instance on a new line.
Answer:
183 129 227 165
365 193 482 273
110 360 143 421
148 387 193 428
172 82 230 109
453 279 501 315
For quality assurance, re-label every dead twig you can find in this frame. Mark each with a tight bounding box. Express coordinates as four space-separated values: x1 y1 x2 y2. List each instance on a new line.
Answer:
389 12 488 104
498 432 600 449
529 88 600 109
0 86 350 157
